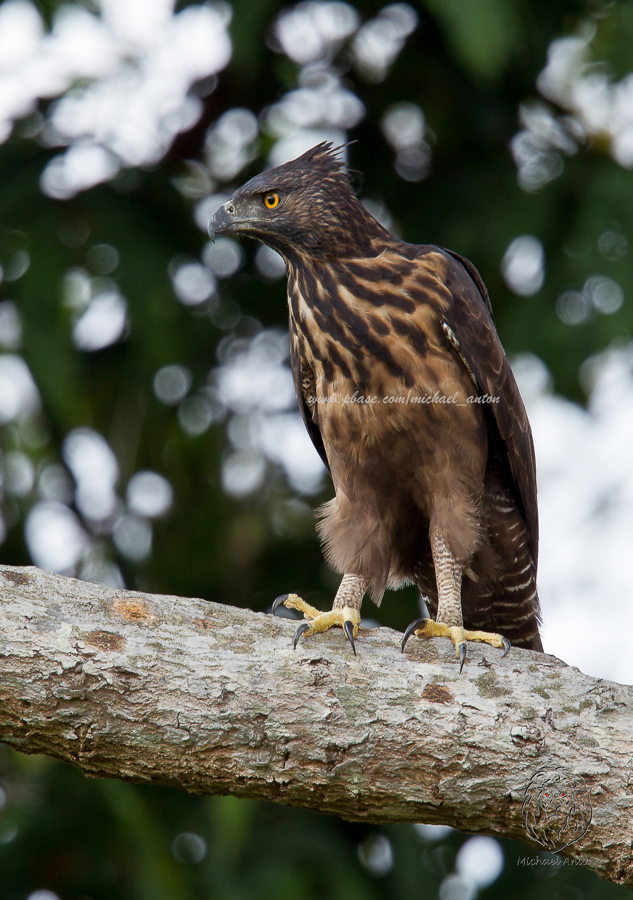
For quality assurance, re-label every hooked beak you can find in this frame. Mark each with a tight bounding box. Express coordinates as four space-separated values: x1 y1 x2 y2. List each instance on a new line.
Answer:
207 202 237 242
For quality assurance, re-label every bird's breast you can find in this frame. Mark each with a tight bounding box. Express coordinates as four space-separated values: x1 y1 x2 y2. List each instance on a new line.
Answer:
287 251 488 501
289 301 483 462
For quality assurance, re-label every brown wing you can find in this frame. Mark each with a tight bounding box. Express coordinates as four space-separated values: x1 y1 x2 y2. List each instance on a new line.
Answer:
288 328 330 474
435 248 539 567
442 247 496 321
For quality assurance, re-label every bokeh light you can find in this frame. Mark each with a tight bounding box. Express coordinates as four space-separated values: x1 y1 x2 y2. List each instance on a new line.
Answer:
154 364 192 406
512 22 633 192
221 450 267 497
126 470 173 518
0 301 22 349
211 329 325 496
516 344 633 683
501 236 545 296
584 275 624 315
171 831 208 864
25 501 89 573
273 1 359 65
456 835 504 888
37 464 74 505
205 107 259 180
170 259 216 307
62 427 119 521
254 244 286 280
112 512 152 562
178 394 220 436
414 823 454 841
0 355 40 423
0 0 232 195
556 289 591 325
86 243 120 275
352 3 417 83
72 288 128 351
357 833 394 876
3 451 34 497
381 101 430 181
438 874 475 900
202 237 244 279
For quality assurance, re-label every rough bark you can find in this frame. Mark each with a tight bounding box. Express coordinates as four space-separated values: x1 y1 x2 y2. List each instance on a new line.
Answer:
0 564 631 887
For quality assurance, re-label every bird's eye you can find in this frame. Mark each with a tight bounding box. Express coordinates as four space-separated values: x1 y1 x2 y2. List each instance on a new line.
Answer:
264 193 280 209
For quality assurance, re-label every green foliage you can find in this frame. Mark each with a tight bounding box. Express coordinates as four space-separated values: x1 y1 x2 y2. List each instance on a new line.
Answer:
423 0 522 80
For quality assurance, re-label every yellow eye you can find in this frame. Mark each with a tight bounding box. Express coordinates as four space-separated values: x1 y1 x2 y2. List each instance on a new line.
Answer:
264 192 280 209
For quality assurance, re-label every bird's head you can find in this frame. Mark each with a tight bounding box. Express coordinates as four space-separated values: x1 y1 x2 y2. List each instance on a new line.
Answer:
208 142 387 261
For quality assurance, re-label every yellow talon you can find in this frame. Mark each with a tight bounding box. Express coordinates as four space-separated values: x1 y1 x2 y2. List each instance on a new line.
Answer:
272 593 321 620
272 594 361 654
296 606 360 638
401 617 511 672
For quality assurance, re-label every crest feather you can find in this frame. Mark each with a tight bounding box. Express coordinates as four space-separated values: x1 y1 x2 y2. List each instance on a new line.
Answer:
293 141 348 175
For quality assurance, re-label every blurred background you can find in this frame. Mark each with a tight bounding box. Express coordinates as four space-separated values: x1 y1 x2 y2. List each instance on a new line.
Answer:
0 0 632 896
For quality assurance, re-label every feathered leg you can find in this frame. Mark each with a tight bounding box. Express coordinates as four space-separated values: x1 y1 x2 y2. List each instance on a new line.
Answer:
272 574 367 654
402 529 510 671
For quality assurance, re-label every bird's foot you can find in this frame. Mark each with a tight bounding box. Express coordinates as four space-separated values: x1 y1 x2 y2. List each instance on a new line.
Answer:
272 593 361 655
401 618 511 673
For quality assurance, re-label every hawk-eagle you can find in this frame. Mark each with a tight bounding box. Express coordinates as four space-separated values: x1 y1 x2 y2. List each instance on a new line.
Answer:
208 143 542 668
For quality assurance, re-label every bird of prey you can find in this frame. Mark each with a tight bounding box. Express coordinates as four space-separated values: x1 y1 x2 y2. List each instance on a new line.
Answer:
208 143 543 669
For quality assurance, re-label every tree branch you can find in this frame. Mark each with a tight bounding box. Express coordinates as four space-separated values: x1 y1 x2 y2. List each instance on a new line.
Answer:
0 564 630 887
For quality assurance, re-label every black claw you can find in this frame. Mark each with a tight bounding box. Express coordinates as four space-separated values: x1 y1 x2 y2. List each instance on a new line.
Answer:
293 621 310 650
459 642 467 674
272 593 289 615
343 620 357 655
501 637 512 658
401 617 429 653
